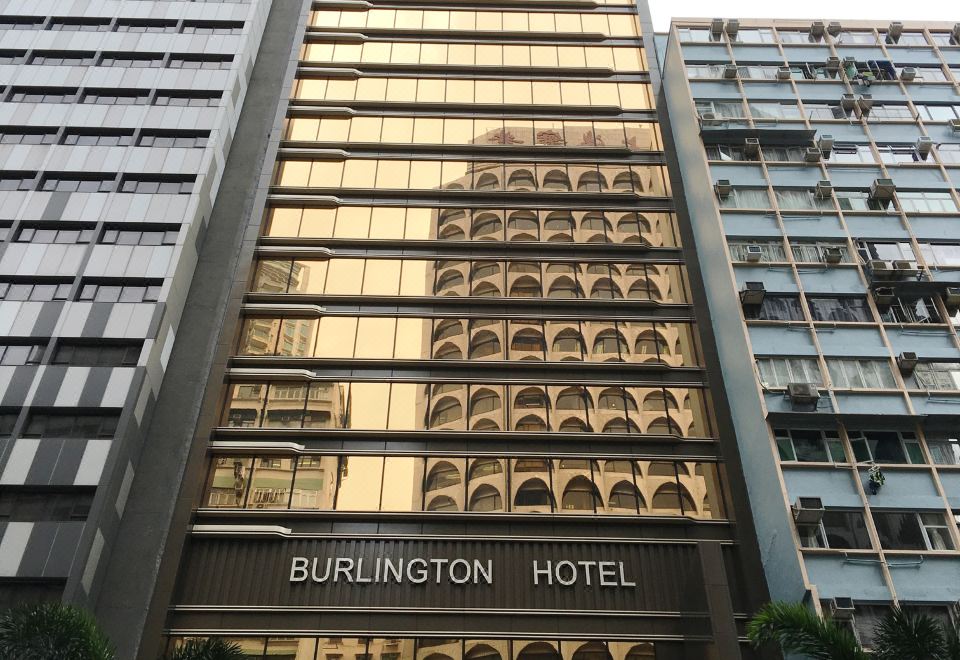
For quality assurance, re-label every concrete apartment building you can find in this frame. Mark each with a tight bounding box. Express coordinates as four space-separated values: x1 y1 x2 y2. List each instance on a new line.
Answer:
661 16 960 647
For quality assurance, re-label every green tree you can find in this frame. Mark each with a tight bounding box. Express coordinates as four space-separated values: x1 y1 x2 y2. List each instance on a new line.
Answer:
163 638 248 660
748 601 960 660
0 602 115 660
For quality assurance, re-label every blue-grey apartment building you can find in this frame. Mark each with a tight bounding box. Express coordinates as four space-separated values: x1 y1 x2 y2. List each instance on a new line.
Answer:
661 16 960 647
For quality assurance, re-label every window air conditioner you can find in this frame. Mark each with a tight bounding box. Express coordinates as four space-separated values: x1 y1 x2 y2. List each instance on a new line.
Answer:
840 93 857 110
815 180 833 199
714 179 731 198
949 118 960 132
700 111 720 125
822 246 843 264
917 136 933 158
710 18 724 35
893 260 919 279
870 177 896 200
900 67 917 81
897 351 919 374
825 56 841 72
804 147 822 163
857 94 874 112
811 21 826 38
888 22 903 40
787 383 820 408
744 137 761 157
777 66 792 80
745 244 764 262
873 286 896 308
723 64 739 79
817 134 834 156
739 281 765 306
952 23 960 44
725 19 740 37
827 22 842 37
944 287 960 309
830 597 856 621
793 496 825 525
868 260 895 281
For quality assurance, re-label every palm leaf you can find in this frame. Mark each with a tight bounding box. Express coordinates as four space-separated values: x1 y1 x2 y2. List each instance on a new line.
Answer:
873 607 945 660
0 602 115 660
165 638 249 660
747 601 868 660
940 619 960 660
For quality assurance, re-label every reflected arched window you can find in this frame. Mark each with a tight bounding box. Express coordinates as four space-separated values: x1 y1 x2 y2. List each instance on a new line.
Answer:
643 390 679 411
469 458 503 479
547 276 582 299
439 209 466 227
590 278 623 299
605 459 634 474
429 397 462 426
543 169 572 191
426 461 461 491
468 484 503 512
471 418 500 431
636 332 669 357
592 330 628 355
509 276 541 297
434 342 463 360
572 642 612 660
511 329 545 352
556 386 590 411
472 282 501 297
514 387 548 409
475 172 500 191
427 495 458 511
581 213 612 232
617 213 651 235
515 415 546 431
469 330 501 358
547 233 574 243
577 171 607 192
561 475 601 511
513 479 554 508
613 171 641 192
471 261 500 280
436 270 464 291
558 458 600 471
552 329 585 354
648 461 677 477
507 169 537 191
466 644 502 660
602 418 640 433
647 417 683 435
514 458 549 472
439 225 465 240
470 388 501 415
624 644 656 660
628 279 661 300
559 417 590 432
598 387 637 411
433 320 463 341
544 212 575 231
471 213 502 238
507 211 538 232
652 483 696 513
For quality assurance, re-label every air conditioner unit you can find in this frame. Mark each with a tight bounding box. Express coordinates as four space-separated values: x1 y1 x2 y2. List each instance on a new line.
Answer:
841 93 857 110
888 22 904 40
740 281 765 306
870 177 896 200
825 56 841 72
900 67 917 81
793 496 825 525
811 21 826 38
804 147 822 163
817 134 835 156
723 64 739 79
917 136 933 158
897 351 919 374
822 246 843 264
710 18 724 35
868 260 895 280
874 286 896 308
725 19 740 37
830 597 856 621
745 244 764 262
893 259 919 279
827 22 842 37
944 287 960 309
857 94 874 112
744 137 761 157
815 180 833 199
777 66 792 80
952 23 960 43
949 118 960 132
842 56 857 68
700 111 721 126
714 179 732 198
787 382 820 409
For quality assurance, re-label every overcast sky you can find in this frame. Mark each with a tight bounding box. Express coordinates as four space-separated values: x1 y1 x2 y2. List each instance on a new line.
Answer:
649 1 958 31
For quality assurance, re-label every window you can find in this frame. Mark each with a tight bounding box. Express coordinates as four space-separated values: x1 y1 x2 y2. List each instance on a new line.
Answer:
0 281 71 301
873 511 955 550
62 130 133 146
749 102 802 120
926 435 960 465
77 281 162 303
0 344 45 366
738 65 782 80
791 241 851 263
137 131 209 148
52 343 141 367
153 91 222 107
23 413 119 438
931 33 957 46
718 188 770 209
886 32 928 46
836 31 878 45
48 18 110 31
168 55 233 70
40 175 115 192
876 145 924 163
0 173 35 191
804 103 849 120
7 87 77 103
849 430 922 464
827 359 897 389
836 191 891 212
98 53 163 68
775 428 845 462
29 51 95 66
913 362 960 390
899 66 949 82
16 227 94 244
778 30 818 44
807 297 872 322
114 19 176 33
868 104 914 121
181 20 244 34
100 228 179 246
677 27 720 42
743 295 804 321
0 129 57 145
827 144 875 164
119 176 195 194
756 357 823 387
762 146 809 162
775 189 832 211
695 100 746 120
798 509 872 549
938 144 960 164
897 191 958 213
919 243 960 267
916 105 960 122
704 144 749 161
736 28 776 43
727 240 786 262
879 296 941 324
0 50 26 64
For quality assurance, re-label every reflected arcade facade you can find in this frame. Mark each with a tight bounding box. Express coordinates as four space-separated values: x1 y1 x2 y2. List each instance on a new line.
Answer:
155 1 770 659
